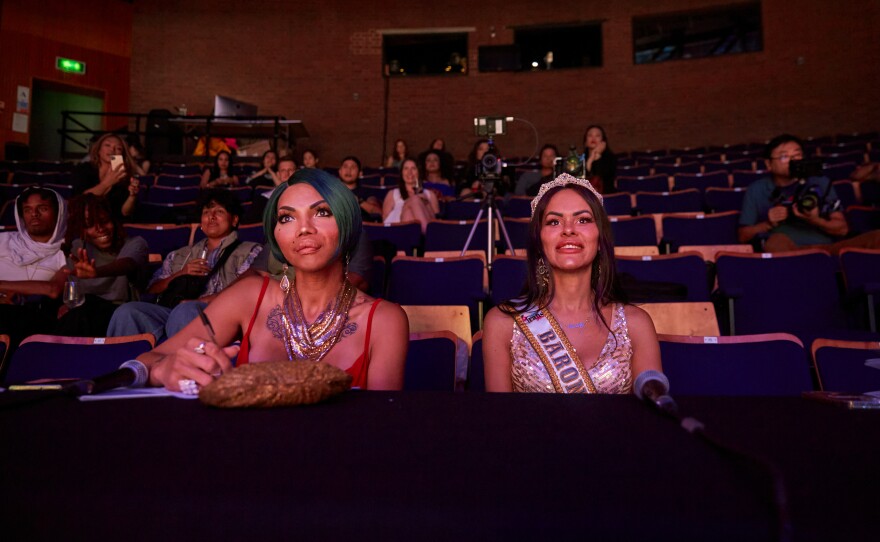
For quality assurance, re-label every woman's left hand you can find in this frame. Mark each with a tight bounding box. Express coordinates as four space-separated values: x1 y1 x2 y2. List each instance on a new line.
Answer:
70 248 97 279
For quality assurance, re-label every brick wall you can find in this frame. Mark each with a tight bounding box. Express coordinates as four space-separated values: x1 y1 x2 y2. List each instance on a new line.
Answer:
126 0 878 166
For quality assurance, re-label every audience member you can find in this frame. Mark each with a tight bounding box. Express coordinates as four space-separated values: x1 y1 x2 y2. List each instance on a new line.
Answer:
126 135 151 176
383 157 438 234
301 149 320 169
246 149 279 189
482 174 661 393
384 139 409 169
420 149 456 197
338 155 382 220
72 133 140 218
0 187 68 349
738 134 880 254
137 169 408 392
582 125 616 194
852 162 880 183
430 138 446 152
200 150 239 188
244 154 297 223
107 190 262 342
516 144 558 196
56 195 148 337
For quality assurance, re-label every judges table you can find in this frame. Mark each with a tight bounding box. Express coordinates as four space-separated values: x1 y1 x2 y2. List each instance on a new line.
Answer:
1 391 876 541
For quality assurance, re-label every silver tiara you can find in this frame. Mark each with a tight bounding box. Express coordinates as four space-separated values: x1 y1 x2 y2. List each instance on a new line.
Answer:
530 173 603 217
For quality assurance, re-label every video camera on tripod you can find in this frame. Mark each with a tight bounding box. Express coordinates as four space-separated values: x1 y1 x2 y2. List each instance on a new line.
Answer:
473 116 512 194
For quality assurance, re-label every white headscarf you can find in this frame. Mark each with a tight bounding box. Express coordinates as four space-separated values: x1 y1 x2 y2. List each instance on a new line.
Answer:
1 188 68 266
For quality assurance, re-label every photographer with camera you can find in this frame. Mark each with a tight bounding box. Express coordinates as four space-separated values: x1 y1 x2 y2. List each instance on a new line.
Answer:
739 134 880 254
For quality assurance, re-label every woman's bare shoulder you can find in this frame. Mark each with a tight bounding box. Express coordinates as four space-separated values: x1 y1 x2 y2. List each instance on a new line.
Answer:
483 305 515 339
485 305 515 325
623 304 658 336
371 297 407 324
213 274 276 305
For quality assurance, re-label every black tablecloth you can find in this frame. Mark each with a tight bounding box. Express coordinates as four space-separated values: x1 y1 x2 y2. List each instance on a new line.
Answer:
1 391 877 541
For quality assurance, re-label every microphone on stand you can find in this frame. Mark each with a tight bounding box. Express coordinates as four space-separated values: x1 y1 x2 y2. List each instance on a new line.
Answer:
634 370 677 415
66 360 150 396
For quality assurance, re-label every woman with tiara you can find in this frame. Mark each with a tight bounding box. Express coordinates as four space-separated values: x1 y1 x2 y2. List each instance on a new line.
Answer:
481 173 662 393
138 169 409 392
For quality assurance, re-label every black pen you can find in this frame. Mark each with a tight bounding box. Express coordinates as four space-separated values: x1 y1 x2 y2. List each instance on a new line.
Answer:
196 305 216 344
197 305 224 377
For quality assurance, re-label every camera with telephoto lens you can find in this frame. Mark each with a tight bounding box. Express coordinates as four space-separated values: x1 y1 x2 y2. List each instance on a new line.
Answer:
770 178 828 216
792 182 823 213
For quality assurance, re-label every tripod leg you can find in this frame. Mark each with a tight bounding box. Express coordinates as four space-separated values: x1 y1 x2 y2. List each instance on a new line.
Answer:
461 206 486 256
493 207 516 257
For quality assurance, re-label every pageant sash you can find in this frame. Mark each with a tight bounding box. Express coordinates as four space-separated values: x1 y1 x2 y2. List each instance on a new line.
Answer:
513 305 597 394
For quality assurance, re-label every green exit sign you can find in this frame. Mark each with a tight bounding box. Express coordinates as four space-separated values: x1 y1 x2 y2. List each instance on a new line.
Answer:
56 57 86 74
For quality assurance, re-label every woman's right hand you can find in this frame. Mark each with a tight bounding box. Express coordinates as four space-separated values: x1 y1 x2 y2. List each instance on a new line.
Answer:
149 337 239 391
100 163 128 187
181 258 211 276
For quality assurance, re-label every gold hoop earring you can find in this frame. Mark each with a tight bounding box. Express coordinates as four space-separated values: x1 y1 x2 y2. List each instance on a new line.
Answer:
280 263 290 294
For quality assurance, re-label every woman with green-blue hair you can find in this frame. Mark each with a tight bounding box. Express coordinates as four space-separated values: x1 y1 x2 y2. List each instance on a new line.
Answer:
137 169 409 392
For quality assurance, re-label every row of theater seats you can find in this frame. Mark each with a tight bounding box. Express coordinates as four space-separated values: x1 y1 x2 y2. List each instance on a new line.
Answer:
2 330 878 396
368 248 880 345
614 132 878 161
95 217 879 343
362 207 879 255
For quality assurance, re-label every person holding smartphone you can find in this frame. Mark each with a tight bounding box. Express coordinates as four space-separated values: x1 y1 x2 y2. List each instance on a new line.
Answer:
72 133 140 218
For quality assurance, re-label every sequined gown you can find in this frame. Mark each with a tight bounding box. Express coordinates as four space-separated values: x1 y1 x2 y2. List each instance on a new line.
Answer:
510 303 633 393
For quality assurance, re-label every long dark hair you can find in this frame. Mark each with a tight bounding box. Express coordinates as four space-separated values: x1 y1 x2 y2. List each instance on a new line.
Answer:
397 157 419 201
66 194 127 253
208 150 234 180
583 124 614 157
419 149 454 182
392 139 409 161
500 183 627 335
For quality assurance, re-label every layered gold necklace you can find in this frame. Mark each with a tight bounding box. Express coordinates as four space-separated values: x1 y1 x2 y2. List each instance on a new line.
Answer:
280 278 357 363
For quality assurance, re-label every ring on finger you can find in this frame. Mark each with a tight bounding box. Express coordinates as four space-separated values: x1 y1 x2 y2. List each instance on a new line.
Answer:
193 342 206 355
178 379 200 395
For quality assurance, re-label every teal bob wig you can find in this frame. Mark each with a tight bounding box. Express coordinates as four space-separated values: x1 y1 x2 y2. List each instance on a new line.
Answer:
263 168 362 264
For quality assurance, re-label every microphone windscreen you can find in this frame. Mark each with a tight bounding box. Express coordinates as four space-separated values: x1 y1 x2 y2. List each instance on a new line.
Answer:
119 360 149 388
633 370 670 400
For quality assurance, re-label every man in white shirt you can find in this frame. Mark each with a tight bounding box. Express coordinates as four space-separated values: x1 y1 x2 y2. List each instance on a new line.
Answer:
0 187 69 355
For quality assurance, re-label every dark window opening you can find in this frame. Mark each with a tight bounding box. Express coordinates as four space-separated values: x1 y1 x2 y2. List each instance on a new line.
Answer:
508 23 603 72
383 33 468 77
633 2 763 65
